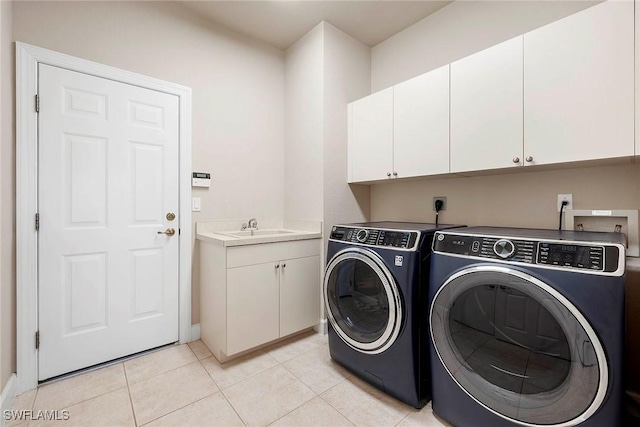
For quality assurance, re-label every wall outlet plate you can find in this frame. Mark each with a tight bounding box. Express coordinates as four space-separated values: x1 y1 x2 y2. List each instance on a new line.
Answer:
557 194 573 212
433 196 447 211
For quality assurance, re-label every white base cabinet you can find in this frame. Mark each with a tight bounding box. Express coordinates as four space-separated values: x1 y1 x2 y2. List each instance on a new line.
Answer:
200 239 321 362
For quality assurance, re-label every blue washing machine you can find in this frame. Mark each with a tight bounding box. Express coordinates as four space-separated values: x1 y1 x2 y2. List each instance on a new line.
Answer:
324 221 464 408
428 226 626 426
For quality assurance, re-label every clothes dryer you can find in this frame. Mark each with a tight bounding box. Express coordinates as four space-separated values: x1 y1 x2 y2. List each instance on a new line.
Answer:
429 226 626 426
324 222 464 408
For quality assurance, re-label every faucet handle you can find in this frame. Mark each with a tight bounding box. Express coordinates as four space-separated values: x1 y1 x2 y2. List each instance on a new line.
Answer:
241 223 247 230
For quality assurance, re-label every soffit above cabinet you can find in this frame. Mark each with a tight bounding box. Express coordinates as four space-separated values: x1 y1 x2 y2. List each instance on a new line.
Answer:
177 1 451 50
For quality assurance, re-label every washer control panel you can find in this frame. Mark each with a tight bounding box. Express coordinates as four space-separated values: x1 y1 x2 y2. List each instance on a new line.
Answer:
330 226 418 250
433 231 620 274
537 243 604 270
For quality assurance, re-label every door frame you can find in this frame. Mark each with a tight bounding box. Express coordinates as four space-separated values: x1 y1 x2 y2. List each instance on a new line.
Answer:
16 42 193 393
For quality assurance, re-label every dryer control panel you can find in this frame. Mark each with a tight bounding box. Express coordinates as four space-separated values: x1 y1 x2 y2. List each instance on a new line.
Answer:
329 226 419 251
433 231 622 274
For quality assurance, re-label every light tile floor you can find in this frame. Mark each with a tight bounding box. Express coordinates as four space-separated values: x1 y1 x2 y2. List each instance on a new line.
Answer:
7 331 449 427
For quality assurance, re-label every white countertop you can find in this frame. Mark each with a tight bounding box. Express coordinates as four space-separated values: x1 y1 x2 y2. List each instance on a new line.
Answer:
196 219 322 247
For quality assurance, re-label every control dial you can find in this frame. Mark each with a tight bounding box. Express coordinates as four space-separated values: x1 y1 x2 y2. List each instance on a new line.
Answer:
493 239 515 259
356 229 370 243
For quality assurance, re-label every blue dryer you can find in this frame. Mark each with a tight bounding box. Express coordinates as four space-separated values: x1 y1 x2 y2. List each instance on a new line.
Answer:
324 222 463 408
428 226 626 426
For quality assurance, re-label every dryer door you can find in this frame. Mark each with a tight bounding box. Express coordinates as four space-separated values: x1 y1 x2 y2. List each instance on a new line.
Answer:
430 265 607 427
324 247 402 354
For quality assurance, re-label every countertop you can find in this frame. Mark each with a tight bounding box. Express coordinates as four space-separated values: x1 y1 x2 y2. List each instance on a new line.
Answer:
196 219 322 247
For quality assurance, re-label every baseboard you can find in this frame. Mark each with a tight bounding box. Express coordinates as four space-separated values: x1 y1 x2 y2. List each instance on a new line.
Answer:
0 373 17 427
314 319 328 335
191 323 200 341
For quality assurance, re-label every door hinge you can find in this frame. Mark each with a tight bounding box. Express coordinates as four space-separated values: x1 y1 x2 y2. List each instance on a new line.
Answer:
35 213 40 231
35 331 40 350
35 94 40 113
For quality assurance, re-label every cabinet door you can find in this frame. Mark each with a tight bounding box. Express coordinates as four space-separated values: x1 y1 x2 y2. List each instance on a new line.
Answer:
349 88 393 182
524 1 634 165
227 262 279 355
279 256 320 337
394 65 450 178
450 36 523 173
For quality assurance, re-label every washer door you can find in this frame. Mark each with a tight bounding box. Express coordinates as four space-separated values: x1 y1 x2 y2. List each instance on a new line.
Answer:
430 265 607 427
324 247 403 354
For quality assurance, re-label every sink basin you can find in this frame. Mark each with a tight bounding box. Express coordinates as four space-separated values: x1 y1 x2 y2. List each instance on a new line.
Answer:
220 229 296 238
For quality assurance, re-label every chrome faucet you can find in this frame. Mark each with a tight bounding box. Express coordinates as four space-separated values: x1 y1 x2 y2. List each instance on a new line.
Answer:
247 218 258 230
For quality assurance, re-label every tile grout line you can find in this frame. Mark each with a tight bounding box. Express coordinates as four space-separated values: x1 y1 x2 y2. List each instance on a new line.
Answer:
135 391 220 427
316 392 356 427
32 364 128 417
122 364 139 427
125 345 199 387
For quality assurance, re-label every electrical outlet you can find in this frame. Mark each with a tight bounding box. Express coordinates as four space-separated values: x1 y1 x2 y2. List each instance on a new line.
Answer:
433 196 447 211
557 194 573 212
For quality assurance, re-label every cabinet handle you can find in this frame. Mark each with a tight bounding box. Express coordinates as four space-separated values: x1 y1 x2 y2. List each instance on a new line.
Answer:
512 157 520 164
275 264 279 269
526 156 533 163
386 172 391 177
282 263 286 268
392 172 398 177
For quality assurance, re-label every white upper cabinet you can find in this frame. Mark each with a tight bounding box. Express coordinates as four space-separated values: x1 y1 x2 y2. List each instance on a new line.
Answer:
394 64 450 178
524 1 634 166
450 36 523 173
348 88 393 183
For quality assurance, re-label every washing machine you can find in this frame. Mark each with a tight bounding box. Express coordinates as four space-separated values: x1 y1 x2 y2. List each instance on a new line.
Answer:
324 221 464 408
428 226 626 426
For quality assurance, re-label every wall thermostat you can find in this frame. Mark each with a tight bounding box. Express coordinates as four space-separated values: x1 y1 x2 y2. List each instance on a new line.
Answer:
192 172 211 188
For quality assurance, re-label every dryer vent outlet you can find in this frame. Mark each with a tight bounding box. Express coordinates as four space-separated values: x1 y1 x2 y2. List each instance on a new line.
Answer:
433 197 447 211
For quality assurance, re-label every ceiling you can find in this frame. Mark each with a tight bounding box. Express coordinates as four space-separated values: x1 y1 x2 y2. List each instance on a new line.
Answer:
178 1 453 50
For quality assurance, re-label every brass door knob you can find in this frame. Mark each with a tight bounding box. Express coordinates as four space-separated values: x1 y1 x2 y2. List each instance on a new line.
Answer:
158 228 176 236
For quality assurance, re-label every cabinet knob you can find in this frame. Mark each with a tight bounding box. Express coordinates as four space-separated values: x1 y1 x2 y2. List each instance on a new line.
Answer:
526 156 534 163
386 172 391 177
282 263 286 268
275 264 279 269
392 172 398 177
512 157 520 164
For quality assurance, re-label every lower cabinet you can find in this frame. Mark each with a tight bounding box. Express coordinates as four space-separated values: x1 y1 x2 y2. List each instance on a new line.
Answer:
200 239 321 362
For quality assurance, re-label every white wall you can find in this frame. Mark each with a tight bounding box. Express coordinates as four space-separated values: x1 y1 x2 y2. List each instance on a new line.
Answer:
284 24 324 221
12 1 286 326
371 1 598 92
322 23 371 239
1 0 15 392
284 22 371 235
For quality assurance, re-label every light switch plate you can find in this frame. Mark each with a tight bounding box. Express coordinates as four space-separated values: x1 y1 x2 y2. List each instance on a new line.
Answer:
192 197 201 212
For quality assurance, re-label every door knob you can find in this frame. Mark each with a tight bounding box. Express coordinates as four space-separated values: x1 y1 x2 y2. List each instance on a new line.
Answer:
157 228 176 236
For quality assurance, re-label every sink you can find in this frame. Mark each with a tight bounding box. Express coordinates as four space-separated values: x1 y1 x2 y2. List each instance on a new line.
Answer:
220 229 296 238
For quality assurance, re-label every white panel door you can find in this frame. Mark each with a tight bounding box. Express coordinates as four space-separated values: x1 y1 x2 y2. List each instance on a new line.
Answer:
394 64 450 178
450 36 523 173
38 64 179 380
524 1 634 165
349 88 393 182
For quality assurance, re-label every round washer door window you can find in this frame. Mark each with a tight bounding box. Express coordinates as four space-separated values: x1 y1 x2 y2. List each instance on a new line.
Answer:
324 248 402 354
430 265 607 426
